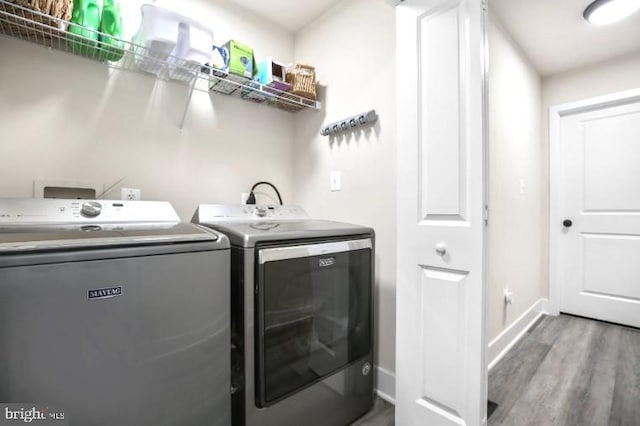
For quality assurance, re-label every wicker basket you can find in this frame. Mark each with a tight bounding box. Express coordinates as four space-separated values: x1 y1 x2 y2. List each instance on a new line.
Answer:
285 64 317 100
0 0 72 38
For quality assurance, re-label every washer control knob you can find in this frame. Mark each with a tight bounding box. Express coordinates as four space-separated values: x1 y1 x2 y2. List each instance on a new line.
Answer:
255 207 267 218
81 201 102 218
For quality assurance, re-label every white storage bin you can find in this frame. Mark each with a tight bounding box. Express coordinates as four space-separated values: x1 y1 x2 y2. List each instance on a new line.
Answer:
133 5 177 75
133 4 213 80
168 19 214 81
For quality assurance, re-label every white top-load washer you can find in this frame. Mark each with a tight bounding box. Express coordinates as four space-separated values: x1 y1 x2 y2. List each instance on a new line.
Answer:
0 199 230 426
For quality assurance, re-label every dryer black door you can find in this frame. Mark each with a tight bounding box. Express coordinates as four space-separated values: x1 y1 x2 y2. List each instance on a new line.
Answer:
255 239 372 407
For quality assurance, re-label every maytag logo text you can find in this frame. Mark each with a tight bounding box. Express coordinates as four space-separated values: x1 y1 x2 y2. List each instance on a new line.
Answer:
319 257 336 267
88 286 123 300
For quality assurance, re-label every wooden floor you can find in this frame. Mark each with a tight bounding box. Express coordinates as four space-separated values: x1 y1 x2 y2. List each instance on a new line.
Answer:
489 314 640 426
351 397 394 426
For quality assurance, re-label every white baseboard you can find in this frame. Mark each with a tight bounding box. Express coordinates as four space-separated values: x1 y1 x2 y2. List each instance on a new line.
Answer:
539 298 551 314
544 297 560 316
487 298 550 370
375 366 395 404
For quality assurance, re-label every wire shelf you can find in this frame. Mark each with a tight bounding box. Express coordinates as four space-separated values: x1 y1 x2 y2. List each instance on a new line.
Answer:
0 0 320 126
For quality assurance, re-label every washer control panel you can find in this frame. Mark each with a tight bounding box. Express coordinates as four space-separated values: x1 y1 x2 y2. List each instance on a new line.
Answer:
0 199 180 224
195 204 310 222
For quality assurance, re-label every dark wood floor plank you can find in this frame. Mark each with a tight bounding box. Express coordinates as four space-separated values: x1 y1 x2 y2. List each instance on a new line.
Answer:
488 335 552 424
490 314 640 426
494 316 599 426
526 313 571 346
608 327 640 426
557 320 619 426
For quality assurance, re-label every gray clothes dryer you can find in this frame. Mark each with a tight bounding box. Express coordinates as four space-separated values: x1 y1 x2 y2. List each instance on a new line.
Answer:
0 199 231 426
192 204 375 426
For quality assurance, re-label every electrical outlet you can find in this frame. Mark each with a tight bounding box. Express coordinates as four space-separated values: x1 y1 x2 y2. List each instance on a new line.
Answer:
121 188 141 201
241 193 250 204
330 171 341 192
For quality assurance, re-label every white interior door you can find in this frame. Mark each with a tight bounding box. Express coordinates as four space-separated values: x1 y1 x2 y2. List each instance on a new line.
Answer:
553 91 640 328
395 0 487 425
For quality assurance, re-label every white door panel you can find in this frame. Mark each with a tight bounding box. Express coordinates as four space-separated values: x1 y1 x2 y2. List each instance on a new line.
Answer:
417 267 470 420
583 234 640 300
583 111 640 211
556 96 640 327
396 0 487 425
419 3 468 219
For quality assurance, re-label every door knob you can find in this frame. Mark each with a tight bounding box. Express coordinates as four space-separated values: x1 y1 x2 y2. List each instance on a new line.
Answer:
435 243 447 256
563 219 573 228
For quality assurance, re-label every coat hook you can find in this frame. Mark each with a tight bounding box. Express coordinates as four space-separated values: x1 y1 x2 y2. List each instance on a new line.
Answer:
320 110 378 136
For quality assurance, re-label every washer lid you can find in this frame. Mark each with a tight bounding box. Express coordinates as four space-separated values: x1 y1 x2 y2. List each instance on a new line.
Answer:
0 222 219 253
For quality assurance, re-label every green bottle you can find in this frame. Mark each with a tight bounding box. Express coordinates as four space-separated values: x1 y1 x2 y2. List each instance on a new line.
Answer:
68 0 102 57
98 0 124 62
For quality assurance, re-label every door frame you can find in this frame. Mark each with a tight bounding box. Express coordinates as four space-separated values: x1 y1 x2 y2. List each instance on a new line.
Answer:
548 87 640 315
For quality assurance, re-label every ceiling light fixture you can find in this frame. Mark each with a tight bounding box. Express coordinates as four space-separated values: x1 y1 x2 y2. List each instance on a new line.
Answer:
583 0 640 25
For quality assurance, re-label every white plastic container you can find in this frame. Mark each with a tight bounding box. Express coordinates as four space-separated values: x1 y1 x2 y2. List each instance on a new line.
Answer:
133 5 177 75
133 5 213 80
168 19 214 81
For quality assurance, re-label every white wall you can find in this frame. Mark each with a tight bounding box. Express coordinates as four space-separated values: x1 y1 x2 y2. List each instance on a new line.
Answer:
291 0 397 396
540 50 640 297
1 0 399 396
0 0 295 219
487 18 545 342
543 51 640 108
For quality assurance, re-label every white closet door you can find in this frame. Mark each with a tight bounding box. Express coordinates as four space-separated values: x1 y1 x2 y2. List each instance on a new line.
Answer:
395 0 488 425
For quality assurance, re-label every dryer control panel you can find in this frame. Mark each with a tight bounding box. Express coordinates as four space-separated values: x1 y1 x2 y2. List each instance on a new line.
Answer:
0 199 180 224
194 204 310 222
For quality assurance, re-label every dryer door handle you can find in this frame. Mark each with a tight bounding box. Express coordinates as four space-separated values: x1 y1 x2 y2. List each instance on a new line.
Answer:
258 239 372 264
